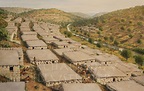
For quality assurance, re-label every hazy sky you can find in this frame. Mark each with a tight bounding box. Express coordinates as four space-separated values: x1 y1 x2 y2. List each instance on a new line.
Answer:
0 0 144 14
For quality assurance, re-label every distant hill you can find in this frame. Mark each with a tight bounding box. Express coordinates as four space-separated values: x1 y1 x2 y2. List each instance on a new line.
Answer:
72 6 144 48
70 12 91 18
0 7 33 14
92 12 107 17
19 8 83 24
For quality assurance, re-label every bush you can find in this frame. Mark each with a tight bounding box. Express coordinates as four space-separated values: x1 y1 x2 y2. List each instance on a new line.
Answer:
133 48 144 55
121 50 132 60
137 22 143 26
0 18 8 28
96 43 102 48
135 55 144 66
0 28 9 41
129 34 133 38
64 31 72 37
88 38 94 44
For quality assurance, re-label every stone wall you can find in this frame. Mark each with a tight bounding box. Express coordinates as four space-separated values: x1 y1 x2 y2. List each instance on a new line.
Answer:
27 46 47 50
0 65 20 81
96 76 128 85
31 60 59 65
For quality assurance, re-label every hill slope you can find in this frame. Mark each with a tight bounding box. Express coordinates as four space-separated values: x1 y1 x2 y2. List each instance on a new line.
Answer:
70 12 91 18
0 8 8 28
73 6 144 48
0 7 33 14
19 8 83 24
92 12 107 17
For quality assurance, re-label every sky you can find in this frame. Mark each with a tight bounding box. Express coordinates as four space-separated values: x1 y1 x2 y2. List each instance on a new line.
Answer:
0 0 144 15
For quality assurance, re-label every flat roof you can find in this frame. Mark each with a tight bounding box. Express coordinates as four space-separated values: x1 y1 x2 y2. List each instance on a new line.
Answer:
53 48 74 56
84 62 101 68
37 31 49 36
20 27 31 32
0 47 23 57
113 63 131 73
37 63 82 82
122 62 142 72
0 82 25 91
52 41 69 46
63 51 96 62
21 35 39 41
59 37 71 41
22 31 37 35
0 50 19 65
61 83 102 91
26 49 58 61
132 75 144 86
26 40 47 47
79 48 103 56
92 66 126 78
43 37 58 42
94 53 121 62
106 81 144 91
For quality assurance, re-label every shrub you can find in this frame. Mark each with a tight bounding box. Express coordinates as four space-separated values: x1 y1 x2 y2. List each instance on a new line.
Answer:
96 43 102 48
121 50 132 60
0 28 9 41
88 38 94 44
64 31 72 37
129 34 133 38
0 18 8 28
133 48 144 55
137 22 143 26
135 55 144 66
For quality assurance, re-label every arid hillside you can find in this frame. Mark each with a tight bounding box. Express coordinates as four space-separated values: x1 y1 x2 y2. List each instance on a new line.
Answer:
72 6 144 48
0 7 33 14
19 8 83 24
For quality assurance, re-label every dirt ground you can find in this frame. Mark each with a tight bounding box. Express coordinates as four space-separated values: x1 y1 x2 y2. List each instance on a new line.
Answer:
26 81 52 91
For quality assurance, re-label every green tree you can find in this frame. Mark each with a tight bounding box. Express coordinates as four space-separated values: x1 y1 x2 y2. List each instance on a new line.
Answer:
64 31 72 37
96 43 102 48
88 38 94 44
0 18 8 28
135 55 144 66
121 50 132 60
67 31 72 37
0 28 9 41
133 48 144 55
